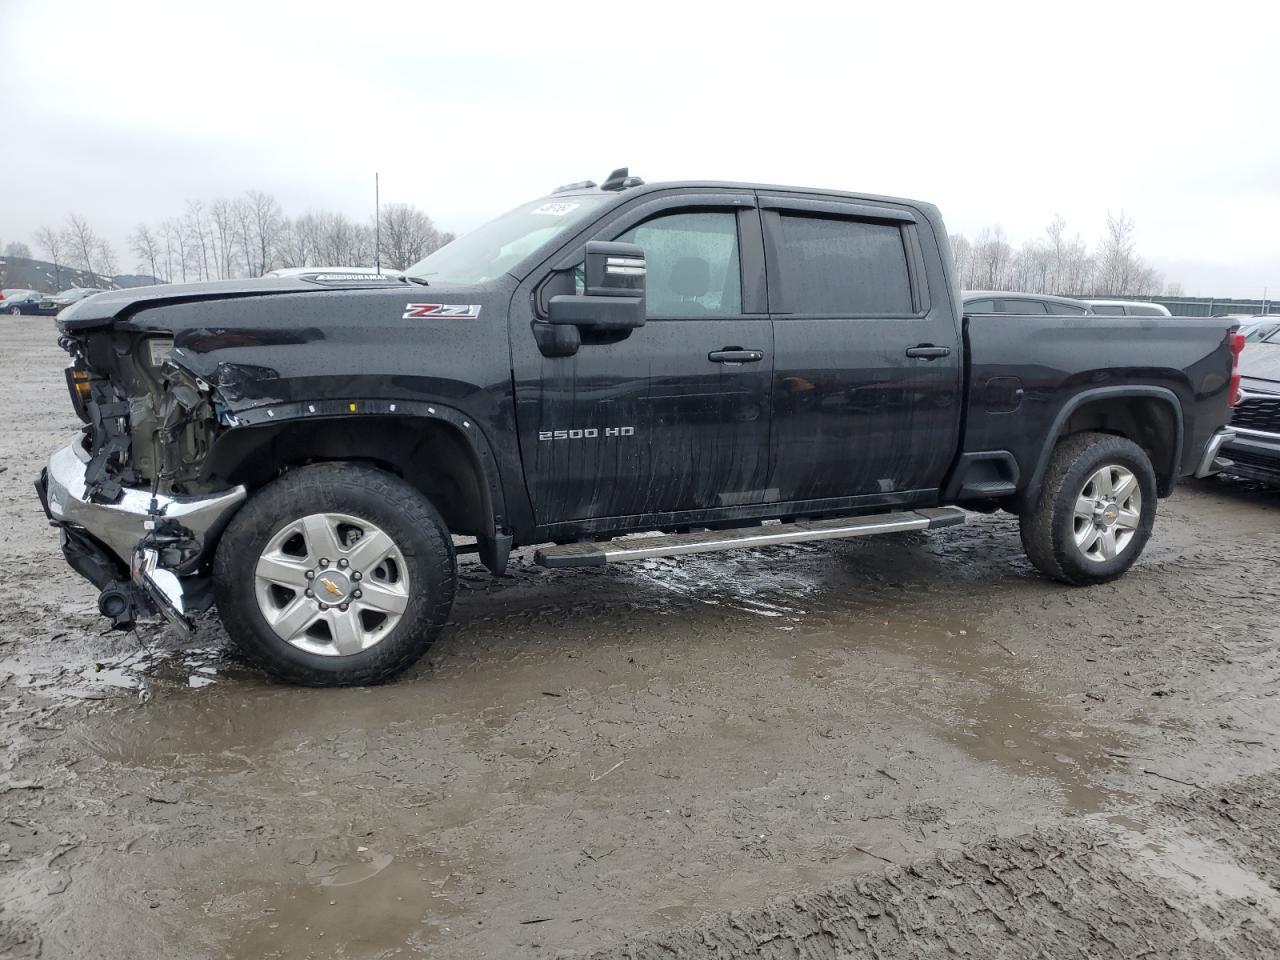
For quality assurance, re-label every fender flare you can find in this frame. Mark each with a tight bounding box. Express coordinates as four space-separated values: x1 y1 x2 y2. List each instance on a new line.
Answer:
214 397 509 535
1015 385 1184 513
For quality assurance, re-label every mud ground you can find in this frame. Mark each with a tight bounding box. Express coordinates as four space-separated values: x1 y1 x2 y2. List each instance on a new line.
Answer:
1 314 1278 959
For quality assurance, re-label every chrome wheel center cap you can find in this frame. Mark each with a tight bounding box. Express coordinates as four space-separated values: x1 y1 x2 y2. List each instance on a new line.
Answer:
1095 501 1120 527
314 570 353 602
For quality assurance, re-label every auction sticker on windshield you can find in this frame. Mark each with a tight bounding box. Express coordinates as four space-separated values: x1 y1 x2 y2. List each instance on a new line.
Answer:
530 202 580 216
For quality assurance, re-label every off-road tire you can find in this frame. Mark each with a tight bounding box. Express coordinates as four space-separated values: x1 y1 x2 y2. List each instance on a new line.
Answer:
213 463 456 686
1019 431 1157 586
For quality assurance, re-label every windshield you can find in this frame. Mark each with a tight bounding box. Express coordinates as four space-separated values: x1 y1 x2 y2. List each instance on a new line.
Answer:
404 195 612 285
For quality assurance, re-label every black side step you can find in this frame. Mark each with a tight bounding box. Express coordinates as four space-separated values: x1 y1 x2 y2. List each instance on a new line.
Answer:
534 507 965 569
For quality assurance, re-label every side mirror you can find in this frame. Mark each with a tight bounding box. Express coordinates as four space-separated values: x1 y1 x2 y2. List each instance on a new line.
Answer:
547 241 646 332
583 241 645 298
535 241 646 357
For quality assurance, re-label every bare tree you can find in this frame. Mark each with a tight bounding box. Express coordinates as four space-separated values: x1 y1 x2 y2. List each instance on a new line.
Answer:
1045 215 1068 294
130 224 163 283
185 200 212 281
952 212 1170 297
1011 240 1053 294
210 199 238 279
63 214 100 275
1095 211 1136 295
275 213 317 268
971 226 1013 290
3 241 32 259
378 203 447 270
35 226 67 288
245 190 282 276
163 217 190 283
95 239 119 282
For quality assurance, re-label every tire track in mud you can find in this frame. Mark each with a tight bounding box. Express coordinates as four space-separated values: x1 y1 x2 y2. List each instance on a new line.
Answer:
580 773 1280 959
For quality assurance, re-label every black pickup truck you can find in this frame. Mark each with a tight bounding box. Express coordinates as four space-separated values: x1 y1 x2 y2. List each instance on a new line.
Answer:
36 171 1242 685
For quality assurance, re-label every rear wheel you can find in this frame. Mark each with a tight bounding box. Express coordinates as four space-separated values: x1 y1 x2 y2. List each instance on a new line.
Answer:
1019 432 1157 585
213 463 456 685
9 306 20 316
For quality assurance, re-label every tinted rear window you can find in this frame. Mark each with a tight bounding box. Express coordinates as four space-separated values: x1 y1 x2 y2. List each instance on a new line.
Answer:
999 299 1049 314
1050 302 1088 315
777 215 913 315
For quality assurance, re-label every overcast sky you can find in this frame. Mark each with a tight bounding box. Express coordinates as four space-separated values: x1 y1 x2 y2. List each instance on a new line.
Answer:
3 1 1278 296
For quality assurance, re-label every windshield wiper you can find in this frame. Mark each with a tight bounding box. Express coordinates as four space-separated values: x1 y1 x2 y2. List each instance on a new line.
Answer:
403 275 430 286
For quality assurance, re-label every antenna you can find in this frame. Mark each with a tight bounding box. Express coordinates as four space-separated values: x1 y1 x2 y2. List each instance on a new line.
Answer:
375 172 381 275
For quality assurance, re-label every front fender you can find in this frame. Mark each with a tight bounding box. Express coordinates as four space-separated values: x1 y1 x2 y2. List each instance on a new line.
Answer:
202 398 510 535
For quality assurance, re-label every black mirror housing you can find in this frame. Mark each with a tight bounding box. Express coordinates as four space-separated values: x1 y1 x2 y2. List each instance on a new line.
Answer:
535 241 646 357
548 295 644 331
583 241 645 298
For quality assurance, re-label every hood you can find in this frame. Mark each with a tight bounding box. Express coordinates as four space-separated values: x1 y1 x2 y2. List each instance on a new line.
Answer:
58 276 406 330
1240 342 1280 390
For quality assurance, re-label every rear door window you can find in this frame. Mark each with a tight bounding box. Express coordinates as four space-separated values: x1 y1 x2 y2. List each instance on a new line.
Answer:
776 215 914 315
1126 304 1164 316
1050 302 1088 315
999 299 1049 314
964 299 997 313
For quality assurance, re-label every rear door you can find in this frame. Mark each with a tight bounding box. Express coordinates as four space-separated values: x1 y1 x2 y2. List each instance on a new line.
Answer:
761 195 962 503
509 192 774 525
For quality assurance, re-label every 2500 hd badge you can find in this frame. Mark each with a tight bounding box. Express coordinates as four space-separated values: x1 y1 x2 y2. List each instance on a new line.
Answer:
538 427 635 440
35 168 1240 686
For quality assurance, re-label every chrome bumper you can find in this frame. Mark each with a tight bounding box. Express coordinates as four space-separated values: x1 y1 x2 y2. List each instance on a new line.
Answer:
1194 427 1237 478
43 438 246 572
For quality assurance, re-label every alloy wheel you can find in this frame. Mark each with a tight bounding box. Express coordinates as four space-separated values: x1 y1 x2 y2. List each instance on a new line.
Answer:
1072 464 1142 563
253 512 410 656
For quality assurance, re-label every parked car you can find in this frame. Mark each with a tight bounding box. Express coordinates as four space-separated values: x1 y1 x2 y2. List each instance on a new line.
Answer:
40 287 106 312
963 291 1093 315
1084 299 1173 317
262 267 403 279
36 172 1239 686
1218 315 1278 341
1222 325 1280 484
1 289 53 315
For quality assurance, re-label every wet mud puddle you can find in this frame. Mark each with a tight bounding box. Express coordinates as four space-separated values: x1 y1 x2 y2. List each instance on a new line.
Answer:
225 843 464 957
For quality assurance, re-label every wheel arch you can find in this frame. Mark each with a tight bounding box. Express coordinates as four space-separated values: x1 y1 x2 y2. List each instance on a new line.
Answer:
1015 386 1183 513
201 402 506 541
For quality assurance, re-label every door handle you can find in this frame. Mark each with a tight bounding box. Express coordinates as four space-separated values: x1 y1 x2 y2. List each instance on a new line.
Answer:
905 344 951 360
708 349 764 364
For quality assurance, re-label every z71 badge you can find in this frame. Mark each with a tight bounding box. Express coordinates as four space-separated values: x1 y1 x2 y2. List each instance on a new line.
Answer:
403 303 482 320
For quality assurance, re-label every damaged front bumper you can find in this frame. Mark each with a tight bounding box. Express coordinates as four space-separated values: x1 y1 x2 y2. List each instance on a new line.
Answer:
36 438 246 631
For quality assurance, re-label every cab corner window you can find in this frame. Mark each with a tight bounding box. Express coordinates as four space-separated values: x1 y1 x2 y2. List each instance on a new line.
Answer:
777 214 913 315
617 211 742 317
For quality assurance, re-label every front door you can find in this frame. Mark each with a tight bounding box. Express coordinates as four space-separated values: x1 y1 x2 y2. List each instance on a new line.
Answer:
761 194 962 504
511 194 774 527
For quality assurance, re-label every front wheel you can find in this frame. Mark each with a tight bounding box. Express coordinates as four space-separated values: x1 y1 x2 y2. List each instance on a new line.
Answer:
213 463 457 685
1019 432 1157 586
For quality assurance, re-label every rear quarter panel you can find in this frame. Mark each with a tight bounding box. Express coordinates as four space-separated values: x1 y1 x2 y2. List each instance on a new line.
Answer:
962 314 1235 494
